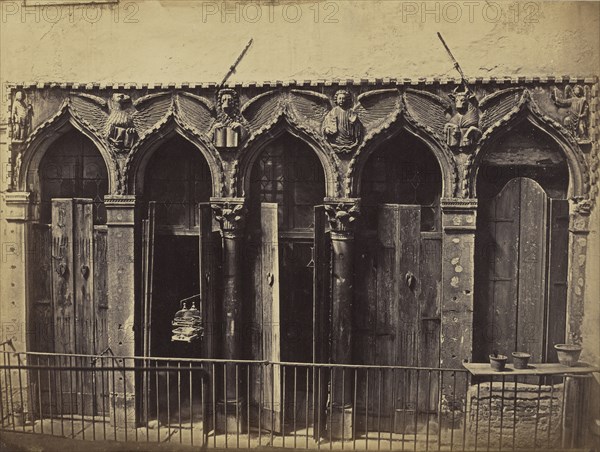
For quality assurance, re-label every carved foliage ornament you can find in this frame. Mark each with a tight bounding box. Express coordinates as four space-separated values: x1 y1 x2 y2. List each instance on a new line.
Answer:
211 200 247 232
324 201 360 233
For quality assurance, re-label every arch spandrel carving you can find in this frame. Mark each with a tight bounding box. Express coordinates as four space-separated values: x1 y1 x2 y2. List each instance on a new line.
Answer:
469 89 590 201
17 100 118 195
8 80 597 211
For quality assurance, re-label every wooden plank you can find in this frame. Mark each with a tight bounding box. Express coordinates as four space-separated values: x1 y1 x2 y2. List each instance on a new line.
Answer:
545 199 569 361
72 199 95 415
516 179 548 360
28 223 54 352
199 203 220 359
463 362 599 376
312 205 330 437
27 223 53 417
51 199 76 356
489 179 521 357
419 233 442 411
261 203 282 432
93 226 108 352
93 225 109 415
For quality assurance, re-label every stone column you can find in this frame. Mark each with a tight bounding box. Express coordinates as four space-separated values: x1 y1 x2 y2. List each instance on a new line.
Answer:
105 195 138 429
211 197 247 433
324 197 360 440
439 198 477 420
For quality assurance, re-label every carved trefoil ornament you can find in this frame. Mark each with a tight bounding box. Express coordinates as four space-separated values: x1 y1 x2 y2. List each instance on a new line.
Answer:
209 89 248 149
10 91 34 141
550 85 590 143
444 86 481 151
322 90 363 152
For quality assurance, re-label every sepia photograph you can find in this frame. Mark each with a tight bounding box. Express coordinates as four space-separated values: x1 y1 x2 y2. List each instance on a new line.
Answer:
0 1 599 450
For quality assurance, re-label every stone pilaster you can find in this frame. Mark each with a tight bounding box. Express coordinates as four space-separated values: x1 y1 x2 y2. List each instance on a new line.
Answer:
210 197 247 433
566 199 591 345
323 197 360 440
105 194 137 428
1 192 34 351
440 198 477 419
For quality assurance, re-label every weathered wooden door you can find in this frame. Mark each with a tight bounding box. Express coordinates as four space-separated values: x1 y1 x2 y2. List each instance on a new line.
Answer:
474 177 567 362
354 204 434 432
48 198 107 415
248 203 282 431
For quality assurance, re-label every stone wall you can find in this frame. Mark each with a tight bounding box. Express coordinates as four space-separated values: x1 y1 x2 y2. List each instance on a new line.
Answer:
467 381 564 449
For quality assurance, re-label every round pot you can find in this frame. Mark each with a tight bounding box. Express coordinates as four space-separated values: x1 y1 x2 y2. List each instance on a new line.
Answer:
554 344 582 367
511 352 531 369
489 354 508 372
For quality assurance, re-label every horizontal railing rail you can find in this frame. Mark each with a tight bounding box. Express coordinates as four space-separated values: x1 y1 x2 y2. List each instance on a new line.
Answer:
0 350 595 450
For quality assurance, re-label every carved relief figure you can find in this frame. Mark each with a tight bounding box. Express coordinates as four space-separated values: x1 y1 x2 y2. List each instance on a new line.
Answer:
209 89 248 148
11 91 34 141
551 85 590 141
322 89 363 150
444 86 481 150
106 93 138 150
71 91 178 156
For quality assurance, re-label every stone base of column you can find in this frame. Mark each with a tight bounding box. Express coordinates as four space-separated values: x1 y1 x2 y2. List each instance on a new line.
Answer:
328 404 353 440
216 399 247 434
110 393 137 429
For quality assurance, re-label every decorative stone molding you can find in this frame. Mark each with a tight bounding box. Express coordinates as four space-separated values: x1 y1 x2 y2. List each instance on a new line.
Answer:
440 198 478 232
104 195 137 226
211 197 247 235
324 198 360 236
2 191 32 221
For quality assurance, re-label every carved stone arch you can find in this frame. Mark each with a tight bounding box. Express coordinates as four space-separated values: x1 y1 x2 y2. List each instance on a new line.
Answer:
470 100 589 200
124 116 224 198
235 116 340 198
20 101 117 195
347 115 457 199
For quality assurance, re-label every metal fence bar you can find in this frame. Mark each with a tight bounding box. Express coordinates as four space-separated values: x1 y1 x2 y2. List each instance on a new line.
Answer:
0 352 596 452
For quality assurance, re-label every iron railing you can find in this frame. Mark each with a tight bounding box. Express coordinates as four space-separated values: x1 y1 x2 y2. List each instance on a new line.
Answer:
0 350 594 450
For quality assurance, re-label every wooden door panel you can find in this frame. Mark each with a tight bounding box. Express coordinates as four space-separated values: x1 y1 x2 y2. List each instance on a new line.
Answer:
516 179 548 359
488 179 521 357
260 203 282 431
545 199 569 361
199 203 220 359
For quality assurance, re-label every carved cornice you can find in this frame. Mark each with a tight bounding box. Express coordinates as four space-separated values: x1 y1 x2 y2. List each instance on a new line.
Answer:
324 197 360 236
7 76 598 91
210 197 247 234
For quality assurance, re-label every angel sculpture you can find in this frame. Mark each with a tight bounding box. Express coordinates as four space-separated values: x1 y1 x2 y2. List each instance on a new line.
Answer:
322 89 363 150
551 85 590 141
208 89 248 149
444 85 481 149
70 92 173 154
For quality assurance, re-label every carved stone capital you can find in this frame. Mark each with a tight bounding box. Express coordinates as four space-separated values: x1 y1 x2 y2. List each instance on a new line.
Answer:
105 195 137 226
441 198 478 232
2 191 33 221
211 197 247 235
324 198 360 237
